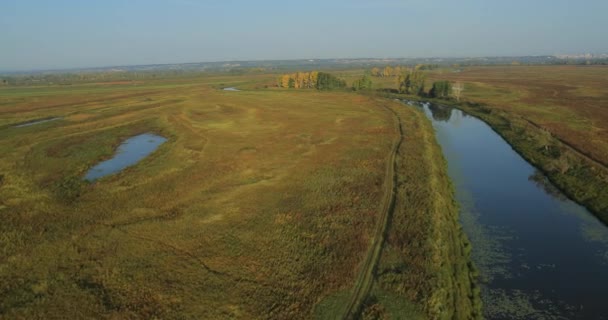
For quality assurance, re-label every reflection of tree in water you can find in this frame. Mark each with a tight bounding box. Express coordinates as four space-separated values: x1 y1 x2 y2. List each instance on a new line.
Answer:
427 103 453 122
528 170 567 201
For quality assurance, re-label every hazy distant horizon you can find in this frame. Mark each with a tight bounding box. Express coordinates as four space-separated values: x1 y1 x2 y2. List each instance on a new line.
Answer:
3 53 608 74
2 0 608 71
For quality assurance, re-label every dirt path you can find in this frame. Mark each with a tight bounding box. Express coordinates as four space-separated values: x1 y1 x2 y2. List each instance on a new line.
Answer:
342 104 403 319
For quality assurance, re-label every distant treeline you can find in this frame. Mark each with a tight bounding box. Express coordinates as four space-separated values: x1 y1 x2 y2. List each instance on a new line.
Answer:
278 71 346 90
0 68 271 86
371 64 439 77
0 71 205 86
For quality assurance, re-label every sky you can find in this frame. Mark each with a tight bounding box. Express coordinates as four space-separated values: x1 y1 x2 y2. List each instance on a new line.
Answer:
1 0 608 71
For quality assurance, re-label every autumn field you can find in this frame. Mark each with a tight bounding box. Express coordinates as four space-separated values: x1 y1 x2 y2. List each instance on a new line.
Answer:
0 74 478 319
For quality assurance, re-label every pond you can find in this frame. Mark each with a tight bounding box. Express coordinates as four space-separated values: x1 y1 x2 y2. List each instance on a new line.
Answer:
222 87 240 91
84 133 167 181
413 101 608 319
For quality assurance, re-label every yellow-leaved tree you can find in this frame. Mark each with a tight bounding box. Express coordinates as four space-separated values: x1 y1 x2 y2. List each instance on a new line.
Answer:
280 74 291 88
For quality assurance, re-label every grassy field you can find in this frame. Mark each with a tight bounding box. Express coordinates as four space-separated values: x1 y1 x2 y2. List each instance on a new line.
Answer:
0 74 478 319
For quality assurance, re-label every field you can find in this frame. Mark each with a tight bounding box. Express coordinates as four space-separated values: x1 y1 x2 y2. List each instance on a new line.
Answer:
0 74 478 319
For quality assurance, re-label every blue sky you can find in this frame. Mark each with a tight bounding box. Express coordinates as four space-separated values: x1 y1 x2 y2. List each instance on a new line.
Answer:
1 0 607 71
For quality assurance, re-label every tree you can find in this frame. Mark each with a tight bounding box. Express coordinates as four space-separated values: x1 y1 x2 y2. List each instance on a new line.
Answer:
417 83 426 97
278 71 343 90
352 73 373 91
280 74 291 88
397 68 426 96
371 67 380 77
452 81 464 101
316 72 346 90
429 81 452 98
382 66 394 77
394 66 402 75
536 128 553 153
309 71 319 88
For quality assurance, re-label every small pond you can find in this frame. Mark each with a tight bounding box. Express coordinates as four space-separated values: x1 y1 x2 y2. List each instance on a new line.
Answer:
84 133 167 181
222 87 241 91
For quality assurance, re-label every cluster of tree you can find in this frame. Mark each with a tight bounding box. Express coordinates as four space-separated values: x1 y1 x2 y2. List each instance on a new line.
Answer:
278 71 319 89
351 73 373 91
316 72 347 90
397 69 426 95
428 81 452 98
371 66 405 77
278 71 346 90
370 64 440 78
0 71 209 86
552 59 608 65
416 64 440 70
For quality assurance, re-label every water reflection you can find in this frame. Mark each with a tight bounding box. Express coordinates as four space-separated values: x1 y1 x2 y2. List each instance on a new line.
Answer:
427 103 453 122
527 171 568 201
84 133 167 181
412 101 608 319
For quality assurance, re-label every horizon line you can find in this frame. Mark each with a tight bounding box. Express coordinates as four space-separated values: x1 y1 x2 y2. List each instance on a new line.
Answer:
2 53 606 75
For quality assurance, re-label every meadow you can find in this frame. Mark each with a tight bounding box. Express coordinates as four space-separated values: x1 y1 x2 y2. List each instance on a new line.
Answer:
0 73 478 319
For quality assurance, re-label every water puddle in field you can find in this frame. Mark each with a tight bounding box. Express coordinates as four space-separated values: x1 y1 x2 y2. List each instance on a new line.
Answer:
14 117 61 127
409 101 608 319
84 133 167 181
222 87 241 91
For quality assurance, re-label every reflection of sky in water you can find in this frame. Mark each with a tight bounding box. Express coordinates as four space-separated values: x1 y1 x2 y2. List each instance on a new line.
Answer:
414 101 608 319
84 133 166 181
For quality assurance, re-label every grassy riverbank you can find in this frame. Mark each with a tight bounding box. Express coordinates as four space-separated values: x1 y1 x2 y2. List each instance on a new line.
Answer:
461 102 608 221
415 97 608 224
420 66 608 222
358 103 482 320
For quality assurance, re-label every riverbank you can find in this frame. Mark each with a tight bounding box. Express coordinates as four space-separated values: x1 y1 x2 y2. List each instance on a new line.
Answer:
392 93 608 225
360 101 482 319
419 102 608 318
458 100 608 224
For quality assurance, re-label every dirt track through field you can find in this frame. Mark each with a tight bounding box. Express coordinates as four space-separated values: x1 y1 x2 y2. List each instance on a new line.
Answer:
342 104 403 319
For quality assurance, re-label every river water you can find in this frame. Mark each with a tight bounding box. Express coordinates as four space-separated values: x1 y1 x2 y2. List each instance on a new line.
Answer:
413 101 608 319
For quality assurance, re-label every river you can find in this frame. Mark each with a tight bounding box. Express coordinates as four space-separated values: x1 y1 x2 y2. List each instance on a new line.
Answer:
413 101 608 319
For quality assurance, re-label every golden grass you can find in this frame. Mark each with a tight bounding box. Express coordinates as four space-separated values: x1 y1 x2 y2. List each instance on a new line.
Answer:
0 76 394 318
368 103 481 320
0 74 479 319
